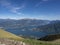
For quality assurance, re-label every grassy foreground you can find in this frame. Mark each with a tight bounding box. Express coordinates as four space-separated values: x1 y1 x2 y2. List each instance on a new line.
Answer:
0 29 60 45
21 39 60 45
0 29 23 40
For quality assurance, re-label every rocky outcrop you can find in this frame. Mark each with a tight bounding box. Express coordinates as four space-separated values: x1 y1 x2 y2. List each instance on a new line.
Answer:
0 38 29 45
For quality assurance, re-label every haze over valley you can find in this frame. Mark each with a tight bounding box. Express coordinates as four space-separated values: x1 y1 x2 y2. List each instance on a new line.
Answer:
0 0 60 45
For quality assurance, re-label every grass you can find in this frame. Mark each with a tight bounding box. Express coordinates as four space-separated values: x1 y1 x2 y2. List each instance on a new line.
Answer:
0 29 23 40
21 38 60 45
0 29 60 45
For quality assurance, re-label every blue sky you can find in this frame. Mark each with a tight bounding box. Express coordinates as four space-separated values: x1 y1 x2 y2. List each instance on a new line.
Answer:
0 0 60 20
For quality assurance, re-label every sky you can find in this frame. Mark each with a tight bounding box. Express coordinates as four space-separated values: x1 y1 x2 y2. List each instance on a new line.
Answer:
0 0 60 20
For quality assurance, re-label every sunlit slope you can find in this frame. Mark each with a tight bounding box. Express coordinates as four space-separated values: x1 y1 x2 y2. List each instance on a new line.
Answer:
0 29 60 45
0 29 23 40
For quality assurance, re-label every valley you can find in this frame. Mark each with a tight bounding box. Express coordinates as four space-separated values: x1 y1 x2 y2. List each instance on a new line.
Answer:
0 19 60 45
0 29 60 45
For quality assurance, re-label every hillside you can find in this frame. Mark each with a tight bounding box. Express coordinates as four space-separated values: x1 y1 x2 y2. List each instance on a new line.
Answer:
0 19 50 28
0 29 60 45
38 34 60 41
0 29 23 40
37 21 60 34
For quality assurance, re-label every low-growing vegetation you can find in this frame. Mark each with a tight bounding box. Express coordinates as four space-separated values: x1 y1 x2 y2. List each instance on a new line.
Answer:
0 29 60 45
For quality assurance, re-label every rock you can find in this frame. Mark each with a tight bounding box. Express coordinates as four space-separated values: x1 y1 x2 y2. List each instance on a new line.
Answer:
0 38 30 45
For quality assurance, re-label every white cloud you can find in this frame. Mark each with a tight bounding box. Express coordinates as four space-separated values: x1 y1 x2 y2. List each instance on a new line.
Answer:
17 13 24 15
10 7 22 13
35 0 49 7
0 0 25 15
0 0 11 8
35 2 42 7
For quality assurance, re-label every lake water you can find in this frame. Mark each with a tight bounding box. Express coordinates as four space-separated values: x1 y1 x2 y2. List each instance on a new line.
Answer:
5 28 47 38
5 28 59 39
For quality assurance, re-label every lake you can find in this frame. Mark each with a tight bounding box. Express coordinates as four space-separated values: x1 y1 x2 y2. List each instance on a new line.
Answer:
5 28 59 39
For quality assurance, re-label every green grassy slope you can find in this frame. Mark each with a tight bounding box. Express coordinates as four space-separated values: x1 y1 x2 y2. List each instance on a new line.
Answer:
0 29 60 45
0 29 23 40
22 38 60 45
38 34 60 41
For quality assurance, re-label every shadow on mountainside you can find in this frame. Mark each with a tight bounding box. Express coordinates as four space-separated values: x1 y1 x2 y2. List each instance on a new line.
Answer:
38 34 60 41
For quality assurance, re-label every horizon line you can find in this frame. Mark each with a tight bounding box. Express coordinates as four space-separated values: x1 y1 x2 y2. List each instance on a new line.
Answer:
0 18 60 21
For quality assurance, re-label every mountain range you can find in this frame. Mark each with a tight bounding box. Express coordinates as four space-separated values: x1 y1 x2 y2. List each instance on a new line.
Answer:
0 19 60 39
0 19 50 29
